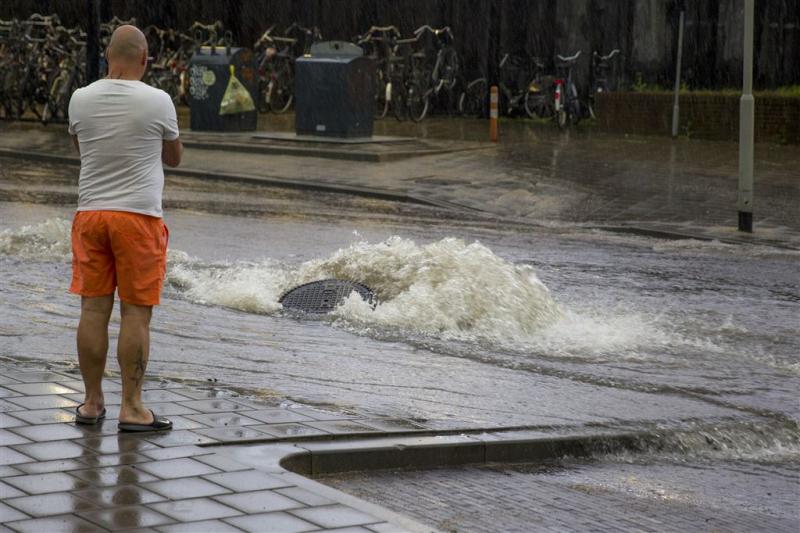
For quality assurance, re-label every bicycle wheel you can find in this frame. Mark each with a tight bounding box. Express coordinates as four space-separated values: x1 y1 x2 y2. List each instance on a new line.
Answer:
435 48 460 92
458 78 487 117
257 78 269 113
268 60 293 114
555 108 568 129
2 68 24 119
524 92 547 119
569 100 582 126
392 81 408 122
406 80 429 122
41 74 64 125
374 74 389 119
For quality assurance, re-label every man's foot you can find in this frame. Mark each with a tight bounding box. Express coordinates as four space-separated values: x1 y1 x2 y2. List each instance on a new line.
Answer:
75 403 107 425
118 409 172 433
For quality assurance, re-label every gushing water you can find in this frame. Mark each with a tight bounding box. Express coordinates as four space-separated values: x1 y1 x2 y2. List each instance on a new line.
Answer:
169 235 564 345
0 218 71 260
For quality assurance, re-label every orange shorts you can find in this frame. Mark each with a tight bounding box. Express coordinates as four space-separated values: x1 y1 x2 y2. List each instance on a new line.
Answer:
70 210 169 306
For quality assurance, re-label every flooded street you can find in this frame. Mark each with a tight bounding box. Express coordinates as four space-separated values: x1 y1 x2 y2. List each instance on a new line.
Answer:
2 158 798 437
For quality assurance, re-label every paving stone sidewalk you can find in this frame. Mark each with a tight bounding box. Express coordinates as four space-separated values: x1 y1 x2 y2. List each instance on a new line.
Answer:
0 361 435 532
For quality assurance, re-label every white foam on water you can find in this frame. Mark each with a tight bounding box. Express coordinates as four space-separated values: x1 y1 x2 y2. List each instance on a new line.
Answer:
0 218 71 260
167 236 566 346
168 257 290 314
0 219 792 369
312 237 563 341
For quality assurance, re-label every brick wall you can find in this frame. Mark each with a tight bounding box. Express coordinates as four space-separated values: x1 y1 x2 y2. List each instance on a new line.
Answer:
594 92 800 144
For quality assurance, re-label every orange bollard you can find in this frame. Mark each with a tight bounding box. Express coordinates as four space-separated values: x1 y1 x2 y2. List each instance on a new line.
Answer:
489 85 499 142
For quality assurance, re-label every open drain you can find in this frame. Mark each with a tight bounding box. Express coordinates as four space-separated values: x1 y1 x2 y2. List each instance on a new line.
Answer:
279 279 376 314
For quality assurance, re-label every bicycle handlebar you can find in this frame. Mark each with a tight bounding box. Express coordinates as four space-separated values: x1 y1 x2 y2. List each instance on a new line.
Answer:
357 25 400 44
285 23 319 36
254 25 276 46
594 49 620 61
271 36 297 44
189 21 223 34
556 50 582 63
367 25 400 36
413 25 454 40
27 13 60 24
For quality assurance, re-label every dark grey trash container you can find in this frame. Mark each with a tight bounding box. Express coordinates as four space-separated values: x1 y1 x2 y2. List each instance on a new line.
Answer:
187 46 258 132
295 41 374 138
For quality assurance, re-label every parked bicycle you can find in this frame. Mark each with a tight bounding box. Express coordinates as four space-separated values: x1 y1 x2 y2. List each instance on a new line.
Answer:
143 25 197 104
356 25 401 118
458 52 551 119
588 48 620 119
1 14 64 120
41 26 86 124
254 23 321 114
405 25 461 121
553 50 583 128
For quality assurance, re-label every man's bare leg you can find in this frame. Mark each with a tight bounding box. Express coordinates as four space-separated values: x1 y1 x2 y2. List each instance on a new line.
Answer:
77 295 114 417
117 301 154 425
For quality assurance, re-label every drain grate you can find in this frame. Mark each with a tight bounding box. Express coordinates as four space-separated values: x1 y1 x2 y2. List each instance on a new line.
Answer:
279 279 376 314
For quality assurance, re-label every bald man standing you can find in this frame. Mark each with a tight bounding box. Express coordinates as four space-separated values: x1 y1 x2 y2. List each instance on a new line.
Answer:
68 25 183 432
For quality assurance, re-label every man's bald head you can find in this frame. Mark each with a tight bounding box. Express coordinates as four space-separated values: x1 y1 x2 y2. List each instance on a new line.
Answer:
107 25 147 64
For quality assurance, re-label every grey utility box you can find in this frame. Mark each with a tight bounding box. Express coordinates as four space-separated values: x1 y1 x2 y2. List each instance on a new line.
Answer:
187 46 258 132
295 41 374 138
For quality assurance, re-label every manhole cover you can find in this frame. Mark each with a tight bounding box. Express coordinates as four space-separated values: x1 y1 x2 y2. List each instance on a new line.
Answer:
279 279 376 314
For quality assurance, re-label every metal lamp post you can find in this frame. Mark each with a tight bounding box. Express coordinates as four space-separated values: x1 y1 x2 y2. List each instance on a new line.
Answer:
671 9 685 138
737 0 755 232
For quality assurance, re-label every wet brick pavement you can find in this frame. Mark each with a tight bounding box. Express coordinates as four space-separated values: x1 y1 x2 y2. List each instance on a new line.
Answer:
324 462 800 533
2 357 791 532
0 361 429 532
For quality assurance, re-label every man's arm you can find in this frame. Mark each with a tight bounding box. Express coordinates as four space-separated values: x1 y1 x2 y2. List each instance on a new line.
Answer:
71 135 80 155
162 138 183 167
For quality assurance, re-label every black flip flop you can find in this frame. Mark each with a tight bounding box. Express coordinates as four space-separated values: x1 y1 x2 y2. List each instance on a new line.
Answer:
75 404 106 425
118 410 173 433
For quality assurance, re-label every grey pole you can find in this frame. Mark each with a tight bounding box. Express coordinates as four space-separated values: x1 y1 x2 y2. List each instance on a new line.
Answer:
671 10 685 138
737 0 755 232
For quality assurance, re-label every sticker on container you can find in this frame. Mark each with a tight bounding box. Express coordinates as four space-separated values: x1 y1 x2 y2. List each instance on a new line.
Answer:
188 65 210 101
202 69 216 86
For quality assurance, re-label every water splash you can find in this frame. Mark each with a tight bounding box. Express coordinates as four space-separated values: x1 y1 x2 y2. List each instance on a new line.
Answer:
0 218 71 260
167 236 564 344
599 420 800 465
307 237 563 341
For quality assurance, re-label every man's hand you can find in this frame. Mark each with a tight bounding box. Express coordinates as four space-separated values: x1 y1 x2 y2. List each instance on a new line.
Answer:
71 135 80 155
162 138 183 167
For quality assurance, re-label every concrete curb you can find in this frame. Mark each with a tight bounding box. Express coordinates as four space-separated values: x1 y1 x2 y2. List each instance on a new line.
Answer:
212 426 665 478
593 224 799 250
181 139 465 163
209 429 654 533
0 147 444 208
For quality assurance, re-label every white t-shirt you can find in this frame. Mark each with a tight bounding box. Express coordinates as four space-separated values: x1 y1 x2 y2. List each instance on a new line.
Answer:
68 79 179 218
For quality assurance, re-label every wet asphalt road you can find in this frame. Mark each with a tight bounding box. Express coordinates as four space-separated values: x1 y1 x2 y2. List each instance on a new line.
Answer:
1 157 798 430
